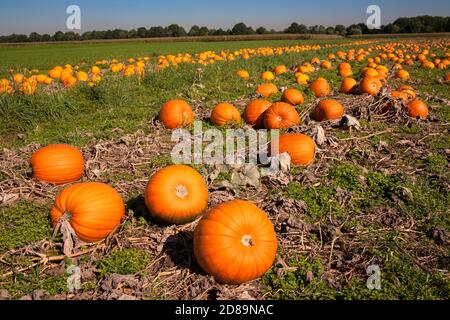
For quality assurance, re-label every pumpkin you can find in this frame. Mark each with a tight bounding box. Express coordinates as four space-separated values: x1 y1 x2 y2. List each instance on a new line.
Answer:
51 182 125 243
314 99 345 121
281 88 304 106
31 144 84 185
144 165 208 225
407 99 429 119
321 60 332 69
264 102 300 129
76 71 89 82
272 133 315 165
91 66 101 75
211 103 241 126
359 76 382 96
338 68 353 77
296 73 310 85
261 71 275 81
236 70 250 80
445 73 450 82
256 83 278 97
391 90 409 103
244 99 271 128
338 62 352 71
340 78 357 94
395 69 410 80
309 77 330 97
274 65 287 75
159 99 194 129
13 73 24 84
193 199 277 284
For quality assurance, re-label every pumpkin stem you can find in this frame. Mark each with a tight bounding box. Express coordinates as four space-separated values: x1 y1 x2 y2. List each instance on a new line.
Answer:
241 235 254 247
175 185 188 199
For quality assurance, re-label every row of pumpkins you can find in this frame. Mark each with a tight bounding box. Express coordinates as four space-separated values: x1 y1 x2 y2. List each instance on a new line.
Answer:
31 144 277 285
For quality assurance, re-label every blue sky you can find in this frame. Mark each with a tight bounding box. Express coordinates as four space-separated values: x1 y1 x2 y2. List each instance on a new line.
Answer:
0 0 449 35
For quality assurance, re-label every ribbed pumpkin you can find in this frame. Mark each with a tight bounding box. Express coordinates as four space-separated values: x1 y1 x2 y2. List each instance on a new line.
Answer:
340 78 357 94
338 68 353 77
51 182 125 243
210 103 241 126
260 71 275 81
264 102 300 130
309 78 331 97
395 69 410 81
274 65 287 76
281 88 304 106
391 90 409 103
31 144 84 185
360 76 383 96
272 134 315 165
236 70 250 80
144 165 208 225
314 99 345 121
193 200 277 284
159 99 194 129
407 99 429 120
243 99 271 128
256 83 278 97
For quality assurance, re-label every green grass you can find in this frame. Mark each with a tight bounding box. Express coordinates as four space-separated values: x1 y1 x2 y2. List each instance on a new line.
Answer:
97 248 150 277
0 201 52 253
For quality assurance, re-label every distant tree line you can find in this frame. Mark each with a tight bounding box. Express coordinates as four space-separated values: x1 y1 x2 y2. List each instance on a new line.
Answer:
1 16 449 43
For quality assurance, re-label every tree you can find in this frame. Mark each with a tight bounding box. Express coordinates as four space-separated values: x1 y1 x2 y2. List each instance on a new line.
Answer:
112 29 128 39
29 32 42 42
212 28 228 36
232 22 254 35
128 29 137 38
198 26 209 36
41 34 51 42
147 26 168 37
347 25 362 35
326 27 335 35
335 25 347 36
188 25 200 36
167 24 187 37
53 31 65 41
285 23 299 34
256 27 267 34
64 32 78 41
137 27 147 38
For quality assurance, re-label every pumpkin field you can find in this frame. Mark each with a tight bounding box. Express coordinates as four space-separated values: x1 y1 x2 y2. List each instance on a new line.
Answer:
0 36 449 301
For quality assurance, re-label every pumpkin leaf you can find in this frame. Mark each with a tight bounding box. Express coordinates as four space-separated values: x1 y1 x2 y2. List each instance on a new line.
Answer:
313 125 326 146
341 114 361 130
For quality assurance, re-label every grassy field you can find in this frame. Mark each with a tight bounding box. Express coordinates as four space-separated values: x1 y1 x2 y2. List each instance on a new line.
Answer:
0 38 353 77
0 37 449 300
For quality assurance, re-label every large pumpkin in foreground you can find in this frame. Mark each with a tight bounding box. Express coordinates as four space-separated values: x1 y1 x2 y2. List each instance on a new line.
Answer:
51 182 125 243
272 134 315 165
31 144 84 185
159 99 194 129
145 165 208 225
193 200 277 284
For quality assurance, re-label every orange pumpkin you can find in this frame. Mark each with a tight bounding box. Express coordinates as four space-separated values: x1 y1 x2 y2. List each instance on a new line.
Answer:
359 76 383 96
256 83 278 97
264 102 300 129
210 103 241 126
309 77 331 97
314 99 345 121
243 99 271 128
407 99 429 120
159 99 194 129
391 91 409 103
445 73 450 82
281 88 304 106
274 65 287 75
51 182 125 243
193 200 277 284
340 78 357 94
144 165 208 225
272 134 315 165
236 70 250 80
30 144 84 185
321 60 332 69
338 68 353 77
395 69 410 81
261 71 275 81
